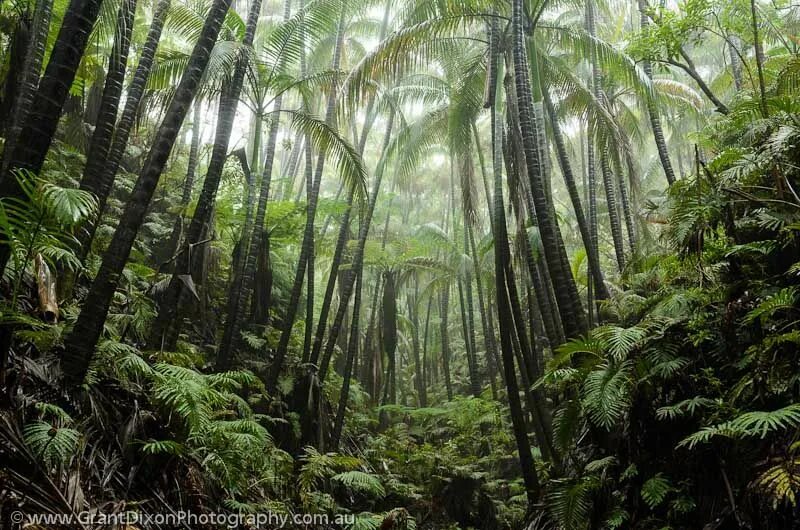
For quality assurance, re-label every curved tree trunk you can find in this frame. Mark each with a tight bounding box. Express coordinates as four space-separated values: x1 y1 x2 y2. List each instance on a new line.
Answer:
637 0 676 186
76 0 172 254
509 4 586 340
79 0 138 212
268 5 347 387
543 89 610 301
62 0 235 384
149 0 266 350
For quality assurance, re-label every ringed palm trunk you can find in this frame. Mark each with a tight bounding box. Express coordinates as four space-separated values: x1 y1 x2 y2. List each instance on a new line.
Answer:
217 0 296 367
332 266 362 448
587 0 626 271
381 270 397 405
62 0 235 385
461 218 480 397
268 5 347 388
637 0 676 185
149 0 266 350
543 89 610 301
164 99 203 261
409 276 427 407
79 0 138 216
305 0 390 369
510 2 586 340
77 0 172 254
440 287 453 401
489 58 540 502
0 0 106 274
1 0 52 176
467 221 499 395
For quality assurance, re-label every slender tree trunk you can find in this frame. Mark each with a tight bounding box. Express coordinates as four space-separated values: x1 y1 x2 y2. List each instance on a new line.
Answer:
75 0 172 254
409 276 427 406
543 89 609 300
268 6 347 387
79 0 137 207
332 266 362 448
637 0 676 185
461 219 481 397
313 110 396 384
164 99 203 261
1 0 52 176
467 219 497 398
750 0 768 117
440 287 453 401
489 47 540 500
62 0 234 384
509 4 586 340
587 0 626 271
150 0 266 350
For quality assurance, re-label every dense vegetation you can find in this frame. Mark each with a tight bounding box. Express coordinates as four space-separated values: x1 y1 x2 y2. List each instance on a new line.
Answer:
0 0 799 527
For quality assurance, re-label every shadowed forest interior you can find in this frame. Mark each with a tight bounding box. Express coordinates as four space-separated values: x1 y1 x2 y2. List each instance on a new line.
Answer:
0 0 799 527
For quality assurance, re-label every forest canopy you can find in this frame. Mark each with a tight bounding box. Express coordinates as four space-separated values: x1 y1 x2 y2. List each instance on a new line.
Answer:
0 0 799 527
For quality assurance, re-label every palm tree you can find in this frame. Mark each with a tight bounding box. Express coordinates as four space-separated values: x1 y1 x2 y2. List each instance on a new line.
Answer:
587 0 626 271
268 3 348 387
77 0 173 254
637 0 676 185
315 108 395 386
62 0 235 384
79 0 138 218
489 31 540 501
1 0 53 177
148 0 267 351
511 0 587 341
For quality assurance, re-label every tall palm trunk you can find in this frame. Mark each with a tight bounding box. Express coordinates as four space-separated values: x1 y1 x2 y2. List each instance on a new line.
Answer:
750 0 768 117
332 266 362 448
313 110 395 384
637 0 676 185
2 0 52 176
79 0 137 210
466 219 497 397
0 0 106 273
165 99 204 261
510 0 586 340
381 271 397 404
76 0 172 253
440 287 453 401
409 275 426 406
268 6 347 387
489 57 540 502
587 0 626 271
217 0 297 367
306 0 390 369
149 0 266 350
543 89 609 300
462 214 481 397
62 0 234 384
